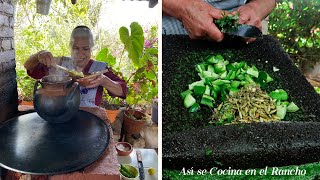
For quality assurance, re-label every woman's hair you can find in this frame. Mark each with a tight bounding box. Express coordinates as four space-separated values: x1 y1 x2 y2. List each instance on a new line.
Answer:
69 25 94 49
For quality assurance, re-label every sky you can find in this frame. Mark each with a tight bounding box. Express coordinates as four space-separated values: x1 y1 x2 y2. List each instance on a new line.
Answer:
98 1 159 32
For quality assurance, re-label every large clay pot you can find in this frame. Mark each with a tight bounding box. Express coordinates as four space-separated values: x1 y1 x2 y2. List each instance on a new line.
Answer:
123 109 146 134
33 75 80 123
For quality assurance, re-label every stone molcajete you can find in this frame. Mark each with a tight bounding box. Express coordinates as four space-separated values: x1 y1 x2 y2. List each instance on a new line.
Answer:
33 75 80 123
162 35 320 170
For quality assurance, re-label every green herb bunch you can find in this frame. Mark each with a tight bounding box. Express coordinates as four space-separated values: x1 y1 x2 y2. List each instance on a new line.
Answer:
215 12 240 32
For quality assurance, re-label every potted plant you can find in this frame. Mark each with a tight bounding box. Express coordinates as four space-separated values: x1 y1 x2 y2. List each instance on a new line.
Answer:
96 22 158 133
101 92 125 123
16 62 36 106
119 22 158 133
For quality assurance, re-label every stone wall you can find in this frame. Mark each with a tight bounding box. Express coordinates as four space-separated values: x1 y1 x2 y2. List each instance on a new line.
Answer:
0 0 17 123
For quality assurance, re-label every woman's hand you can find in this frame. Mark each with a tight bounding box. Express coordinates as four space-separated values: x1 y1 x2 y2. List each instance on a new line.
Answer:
232 0 276 43
163 0 224 41
37 50 56 67
233 4 262 30
232 4 262 43
77 74 105 88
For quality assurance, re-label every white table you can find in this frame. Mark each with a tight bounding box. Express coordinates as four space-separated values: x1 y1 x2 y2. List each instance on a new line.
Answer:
117 148 158 180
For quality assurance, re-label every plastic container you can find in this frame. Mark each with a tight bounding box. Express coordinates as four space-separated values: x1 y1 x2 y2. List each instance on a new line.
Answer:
151 98 158 124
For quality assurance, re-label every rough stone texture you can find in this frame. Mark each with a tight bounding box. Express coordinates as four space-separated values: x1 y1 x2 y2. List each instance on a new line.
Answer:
0 14 9 27
0 58 15 72
2 39 11 50
163 122 320 170
0 70 17 123
0 2 13 15
0 26 13 37
0 50 14 60
162 35 320 169
0 0 17 124
8 16 13 28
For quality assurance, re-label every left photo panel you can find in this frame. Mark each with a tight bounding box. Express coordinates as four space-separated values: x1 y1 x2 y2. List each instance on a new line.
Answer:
0 0 159 180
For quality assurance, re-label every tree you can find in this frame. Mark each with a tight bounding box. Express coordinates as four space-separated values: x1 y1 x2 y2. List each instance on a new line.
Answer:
269 0 320 67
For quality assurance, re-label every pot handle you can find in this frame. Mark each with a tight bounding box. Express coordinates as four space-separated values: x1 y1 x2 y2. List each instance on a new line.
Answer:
63 80 73 92
33 80 40 96
67 81 79 100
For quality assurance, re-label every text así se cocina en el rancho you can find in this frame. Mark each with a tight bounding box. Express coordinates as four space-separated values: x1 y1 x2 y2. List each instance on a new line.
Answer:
179 167 306 176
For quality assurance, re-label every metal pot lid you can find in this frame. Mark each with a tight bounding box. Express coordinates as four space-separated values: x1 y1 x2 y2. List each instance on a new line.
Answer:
0 110 110 175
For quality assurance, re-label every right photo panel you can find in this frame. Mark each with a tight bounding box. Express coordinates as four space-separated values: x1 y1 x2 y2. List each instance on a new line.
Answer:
162 0 320 179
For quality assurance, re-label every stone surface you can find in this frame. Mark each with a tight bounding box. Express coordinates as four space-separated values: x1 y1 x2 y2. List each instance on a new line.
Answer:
0 1 16 124
0 15 9 27
0 2 14 15
163 35 320 133
162 35 320 169
0 50 14 60
0 26 13 37
0 70 17 123
2 39 11 50
0 58 15 72
164 122 320 170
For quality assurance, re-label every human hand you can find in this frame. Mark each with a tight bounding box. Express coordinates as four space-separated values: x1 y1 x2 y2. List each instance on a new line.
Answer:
77 74 105 88
37 50 56 67
177 0 224 41
232 3 262 43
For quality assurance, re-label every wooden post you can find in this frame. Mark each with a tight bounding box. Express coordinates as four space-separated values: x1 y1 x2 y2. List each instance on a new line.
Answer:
0 0 18 124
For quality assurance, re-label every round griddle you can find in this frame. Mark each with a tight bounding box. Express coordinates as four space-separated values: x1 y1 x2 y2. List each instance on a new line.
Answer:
0 110 110 175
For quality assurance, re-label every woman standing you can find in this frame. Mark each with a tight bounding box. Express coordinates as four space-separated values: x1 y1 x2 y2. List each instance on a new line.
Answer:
18 25 126 178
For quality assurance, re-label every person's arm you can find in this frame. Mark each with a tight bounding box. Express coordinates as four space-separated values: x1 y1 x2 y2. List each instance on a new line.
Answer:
100 72 126 98
24 50 57 71
77 70 127 99
231 0 276 43
24 50 60 79
163 0 224 41
246 0 276 20
24 50 44 72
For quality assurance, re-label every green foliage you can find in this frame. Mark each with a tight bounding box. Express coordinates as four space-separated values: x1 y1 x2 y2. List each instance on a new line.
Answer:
15 1 158 107
15 0 103 101
119 22 158 105
96 48 116 66
98 22 158 107
16 62 36 101
119 22 145 68
269 0 320 65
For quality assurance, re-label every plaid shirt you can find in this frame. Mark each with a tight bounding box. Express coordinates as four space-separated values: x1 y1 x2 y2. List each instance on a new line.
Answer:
162 0 247 35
